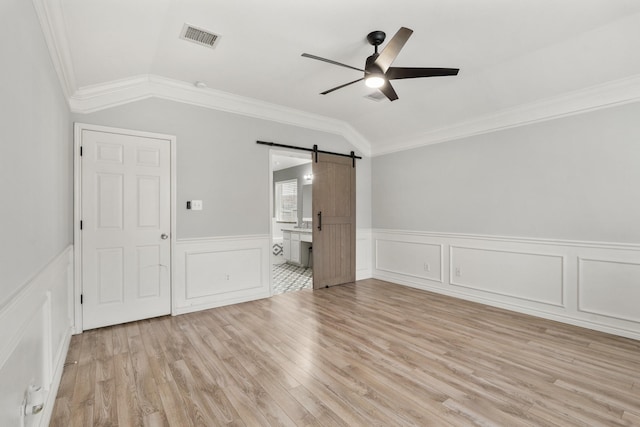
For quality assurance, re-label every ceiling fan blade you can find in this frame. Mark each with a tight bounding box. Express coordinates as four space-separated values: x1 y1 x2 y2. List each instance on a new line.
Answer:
320 77 365 95
387 67 459 80
302 53 365 73
378 81 399 101
373 27 413 73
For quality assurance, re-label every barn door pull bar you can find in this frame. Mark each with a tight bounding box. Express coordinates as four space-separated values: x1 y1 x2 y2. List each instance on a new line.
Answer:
256 140 362 167
317 211 322 231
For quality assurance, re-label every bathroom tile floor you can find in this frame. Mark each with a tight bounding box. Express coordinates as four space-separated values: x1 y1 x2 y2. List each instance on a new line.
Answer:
272 263 312 295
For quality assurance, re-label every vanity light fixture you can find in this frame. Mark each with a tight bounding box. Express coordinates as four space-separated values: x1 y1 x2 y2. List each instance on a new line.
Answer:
304 174 313 181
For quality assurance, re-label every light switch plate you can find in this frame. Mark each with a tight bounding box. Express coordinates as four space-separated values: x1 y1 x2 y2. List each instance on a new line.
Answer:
191 200 203 210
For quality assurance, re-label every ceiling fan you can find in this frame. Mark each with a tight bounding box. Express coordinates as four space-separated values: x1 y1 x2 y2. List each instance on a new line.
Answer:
302 27 459 101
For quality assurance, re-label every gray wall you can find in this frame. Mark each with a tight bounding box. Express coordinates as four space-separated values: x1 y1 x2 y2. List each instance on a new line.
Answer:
72 98 372 238
273 162 313 225
0 0 72 305
372 101 640 243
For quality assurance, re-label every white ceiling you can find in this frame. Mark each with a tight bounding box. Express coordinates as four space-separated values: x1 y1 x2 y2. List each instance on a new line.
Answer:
272 152 312 172
41 0 640 155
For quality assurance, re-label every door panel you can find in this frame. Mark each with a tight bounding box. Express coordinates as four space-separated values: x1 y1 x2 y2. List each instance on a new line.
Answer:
312 153 356 288
96 173 124 229
82 129 171 330
136 245 162 297
96 248 124 303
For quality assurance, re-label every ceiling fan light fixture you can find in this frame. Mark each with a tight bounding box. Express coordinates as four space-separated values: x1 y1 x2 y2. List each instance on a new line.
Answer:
365 75 385 88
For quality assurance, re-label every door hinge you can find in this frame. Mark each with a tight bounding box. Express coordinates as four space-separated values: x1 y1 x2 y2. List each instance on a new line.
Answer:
80 146 83 156
80 220 83 230
80 294 83 304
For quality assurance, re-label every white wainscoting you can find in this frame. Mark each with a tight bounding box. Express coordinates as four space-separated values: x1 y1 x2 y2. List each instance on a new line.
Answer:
578 257 640 324
356 229 373 281
0 245 74 427
450 246 564 307
373 230 640 340
173 235 271 315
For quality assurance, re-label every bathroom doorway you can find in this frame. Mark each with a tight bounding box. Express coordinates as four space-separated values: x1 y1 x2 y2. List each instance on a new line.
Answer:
270 150 313 295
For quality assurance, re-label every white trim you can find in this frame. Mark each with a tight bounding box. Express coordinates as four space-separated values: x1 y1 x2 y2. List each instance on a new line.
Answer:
374 239 443 283
0 245 73 427
31 0 76 100
69 75 372 157
372 229 640 341
577 257 640 323
356 229 373 281
173 236 271 314
372 74 640 156
372 228 640 251
376 272 640 341
73 123 177 332
31 0 640 159
268 150 276 296
176 234 271 243
449 245 566 308
40 325 72 427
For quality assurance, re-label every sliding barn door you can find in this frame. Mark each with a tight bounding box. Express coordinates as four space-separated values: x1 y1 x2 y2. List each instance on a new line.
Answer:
81 129 171 330
312 153 356 288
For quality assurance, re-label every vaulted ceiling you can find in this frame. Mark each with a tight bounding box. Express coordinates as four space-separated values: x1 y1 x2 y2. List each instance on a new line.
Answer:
35 0 640 155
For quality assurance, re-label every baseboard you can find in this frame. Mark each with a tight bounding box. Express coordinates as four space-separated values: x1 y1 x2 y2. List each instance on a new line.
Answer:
372 229 640 341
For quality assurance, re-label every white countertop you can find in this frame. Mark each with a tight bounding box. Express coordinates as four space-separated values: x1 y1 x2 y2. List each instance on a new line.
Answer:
282 227 313 233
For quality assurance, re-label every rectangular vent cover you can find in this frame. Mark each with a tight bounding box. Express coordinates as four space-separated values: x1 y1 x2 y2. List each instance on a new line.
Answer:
364 91 386 102
180 24 220 49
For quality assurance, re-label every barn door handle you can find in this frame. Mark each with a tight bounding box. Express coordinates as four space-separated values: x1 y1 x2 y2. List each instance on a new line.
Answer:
317 211 322 231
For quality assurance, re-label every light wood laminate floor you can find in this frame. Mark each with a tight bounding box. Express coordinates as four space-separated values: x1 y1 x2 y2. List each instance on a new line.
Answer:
51 279 640 426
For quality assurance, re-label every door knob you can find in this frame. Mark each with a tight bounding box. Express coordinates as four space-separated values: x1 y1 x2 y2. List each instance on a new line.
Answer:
161 233 169 240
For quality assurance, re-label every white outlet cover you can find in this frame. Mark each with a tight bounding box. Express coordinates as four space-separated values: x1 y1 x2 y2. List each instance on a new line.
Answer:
191 200 203 210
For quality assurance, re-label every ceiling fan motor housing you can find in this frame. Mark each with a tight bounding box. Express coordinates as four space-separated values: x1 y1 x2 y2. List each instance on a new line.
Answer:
366 30 386 46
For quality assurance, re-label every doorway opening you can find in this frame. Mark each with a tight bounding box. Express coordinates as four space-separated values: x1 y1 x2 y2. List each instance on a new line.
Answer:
270 150 313 295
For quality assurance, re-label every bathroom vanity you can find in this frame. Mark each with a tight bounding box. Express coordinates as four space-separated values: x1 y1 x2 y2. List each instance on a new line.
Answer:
282 228 312 267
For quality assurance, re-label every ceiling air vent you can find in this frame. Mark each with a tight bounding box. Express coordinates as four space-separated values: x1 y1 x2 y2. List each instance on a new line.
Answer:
364 91 387 102
180 24 221 49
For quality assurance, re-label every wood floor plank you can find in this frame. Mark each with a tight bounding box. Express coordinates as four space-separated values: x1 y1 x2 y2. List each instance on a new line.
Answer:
50 396 72 427
93 378 116 427
168 359 221 426
52 279 640 426
156 380 195 427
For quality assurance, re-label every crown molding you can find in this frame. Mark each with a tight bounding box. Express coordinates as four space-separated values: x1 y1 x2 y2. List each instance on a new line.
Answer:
31 0 76 99
372 74 640 157
69 75 372 157
34 0 639 159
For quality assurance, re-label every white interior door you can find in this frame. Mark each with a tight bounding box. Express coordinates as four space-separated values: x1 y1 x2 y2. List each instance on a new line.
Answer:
81 129 171 330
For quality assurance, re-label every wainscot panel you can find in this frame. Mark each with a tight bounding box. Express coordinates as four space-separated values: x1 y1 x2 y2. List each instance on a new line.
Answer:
173 236 270 315
0 246 74 427
372 230 640 340
578 257 640 323
356 229 373 280
375 239 442 282
450 246 563 307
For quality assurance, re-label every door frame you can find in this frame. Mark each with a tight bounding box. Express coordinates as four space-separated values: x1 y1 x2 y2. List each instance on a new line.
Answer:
268 148 313 296
73 123 177 333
